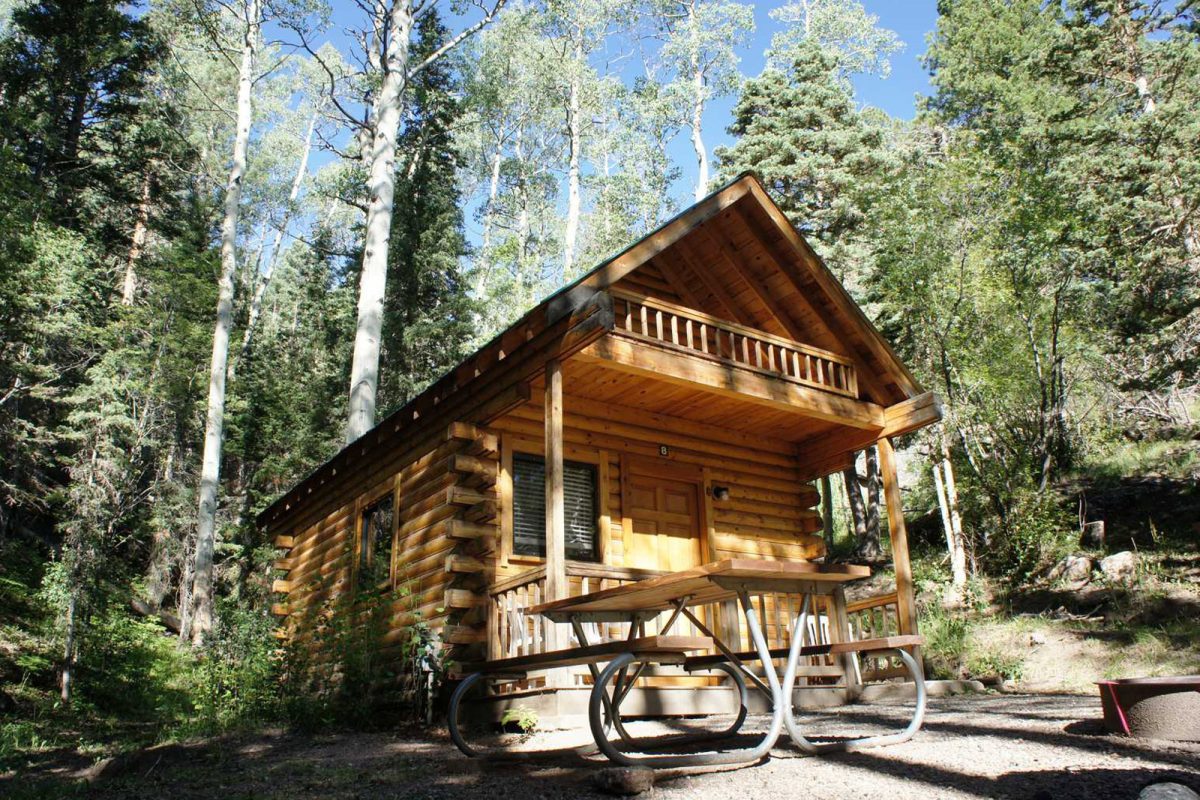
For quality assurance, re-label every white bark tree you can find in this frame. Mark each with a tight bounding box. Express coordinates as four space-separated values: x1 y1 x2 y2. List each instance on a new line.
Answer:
307 0 506 444
655 0 753 200
768 0 902 81
189 0 262 643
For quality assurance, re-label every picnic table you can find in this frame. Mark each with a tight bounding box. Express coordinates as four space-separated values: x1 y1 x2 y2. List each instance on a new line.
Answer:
448 558 927 767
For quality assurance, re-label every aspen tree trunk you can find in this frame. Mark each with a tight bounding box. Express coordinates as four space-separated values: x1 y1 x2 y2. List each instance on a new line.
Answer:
60 590 77 702
345 0 415 444
122 176 152 305
687 0 708 201
941 441 968 585
476 145 503 290
562 34 583 279
190 0 259 643
932 462 959 591
239 110 318 364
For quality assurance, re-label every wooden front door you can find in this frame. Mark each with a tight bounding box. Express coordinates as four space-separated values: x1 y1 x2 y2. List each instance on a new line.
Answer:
626 474 703 572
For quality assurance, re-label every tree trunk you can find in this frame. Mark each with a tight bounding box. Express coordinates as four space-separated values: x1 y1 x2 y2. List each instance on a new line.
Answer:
860 445 882 558
687 0 708 204
820 474 834 555
239 110 318 365
60 588 77 703
562 34 583 279
842 459 868 554
345 0 415 445
122 176 152 305
476 144 503 292
941 442 968 581
190 0 259 644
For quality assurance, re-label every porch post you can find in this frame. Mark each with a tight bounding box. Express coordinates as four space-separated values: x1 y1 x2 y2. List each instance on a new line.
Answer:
877 437 918 637
544 358 566 653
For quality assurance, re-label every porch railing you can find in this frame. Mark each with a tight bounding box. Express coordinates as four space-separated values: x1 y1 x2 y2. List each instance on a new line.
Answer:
611 289 859 399
845 591 909 681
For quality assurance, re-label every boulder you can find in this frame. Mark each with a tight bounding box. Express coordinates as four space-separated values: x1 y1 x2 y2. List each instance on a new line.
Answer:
1139 783 1200 800
1047 554 1092 585
1080 520 1105 548
1100 551 1137 584
594 767 655 796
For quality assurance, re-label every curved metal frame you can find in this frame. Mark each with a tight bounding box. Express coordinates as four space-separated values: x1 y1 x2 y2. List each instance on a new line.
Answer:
599 661 749 752
783 647 926 753
586 593 791 768
450 588 928 764
448 671 488 758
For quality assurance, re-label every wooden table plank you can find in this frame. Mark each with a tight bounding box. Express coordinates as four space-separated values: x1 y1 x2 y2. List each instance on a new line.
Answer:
528 558 869 620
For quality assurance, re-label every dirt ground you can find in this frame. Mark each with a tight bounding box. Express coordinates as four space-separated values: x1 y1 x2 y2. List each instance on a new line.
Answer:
5 693 1199 799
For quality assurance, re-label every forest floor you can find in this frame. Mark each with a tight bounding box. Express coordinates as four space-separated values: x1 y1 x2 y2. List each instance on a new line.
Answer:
4 693 1199 799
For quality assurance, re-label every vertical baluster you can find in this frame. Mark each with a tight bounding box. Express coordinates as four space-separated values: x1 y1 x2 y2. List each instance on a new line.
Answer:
816 358 825 386
498 592 508 657
640 304 648 336
699 323 708 353
685 318 694 350
623 298 632 331
669 314 678 345
791 350 800 380
741 334 750 364
655 309 663 340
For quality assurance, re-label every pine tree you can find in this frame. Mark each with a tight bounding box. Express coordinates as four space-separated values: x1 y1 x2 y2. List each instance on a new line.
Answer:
376 11 475 414
716 42 888 280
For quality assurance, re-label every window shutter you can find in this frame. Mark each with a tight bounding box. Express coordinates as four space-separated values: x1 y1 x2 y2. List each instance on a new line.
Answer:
512 453 598 561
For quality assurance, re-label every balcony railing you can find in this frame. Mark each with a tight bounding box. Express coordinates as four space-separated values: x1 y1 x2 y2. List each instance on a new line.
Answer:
611 289 858 399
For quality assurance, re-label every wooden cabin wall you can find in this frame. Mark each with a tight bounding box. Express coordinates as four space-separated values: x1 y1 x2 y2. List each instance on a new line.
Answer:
270 422 500 673
488 395 824 588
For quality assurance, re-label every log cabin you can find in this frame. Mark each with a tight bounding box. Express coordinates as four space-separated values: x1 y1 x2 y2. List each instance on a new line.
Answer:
260 173 942 721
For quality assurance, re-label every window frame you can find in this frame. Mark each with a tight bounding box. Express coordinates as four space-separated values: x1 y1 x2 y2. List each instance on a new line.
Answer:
354 483 398 592
500 434 610 569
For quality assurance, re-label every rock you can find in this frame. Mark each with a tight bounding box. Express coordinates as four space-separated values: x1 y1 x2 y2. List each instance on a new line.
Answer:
1047 554 1092 585
1029 631 1047 646
1100 551 1137 584
1080 520 1105 548
1139 783 1200 800
594 766 655 796
82 743 192 783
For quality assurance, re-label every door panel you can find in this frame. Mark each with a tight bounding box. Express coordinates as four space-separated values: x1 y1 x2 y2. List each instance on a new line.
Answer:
626 476 702 573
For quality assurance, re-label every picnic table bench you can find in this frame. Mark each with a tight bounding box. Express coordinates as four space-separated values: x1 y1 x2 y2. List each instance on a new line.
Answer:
448 558 926 767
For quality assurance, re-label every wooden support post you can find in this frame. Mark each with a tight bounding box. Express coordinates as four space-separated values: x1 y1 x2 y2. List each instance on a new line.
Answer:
544 359 566 657
828 586 862 700
877 438 918 640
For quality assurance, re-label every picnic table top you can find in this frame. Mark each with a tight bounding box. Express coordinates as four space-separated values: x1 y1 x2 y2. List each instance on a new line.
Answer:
527 558 870 621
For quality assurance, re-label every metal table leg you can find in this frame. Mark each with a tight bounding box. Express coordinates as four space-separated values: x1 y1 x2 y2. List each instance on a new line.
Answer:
780 608 928 753
586 592 787 768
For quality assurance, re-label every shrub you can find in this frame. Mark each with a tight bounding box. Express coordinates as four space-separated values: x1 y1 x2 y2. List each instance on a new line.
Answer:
186 600 282 735
985 488 1075 582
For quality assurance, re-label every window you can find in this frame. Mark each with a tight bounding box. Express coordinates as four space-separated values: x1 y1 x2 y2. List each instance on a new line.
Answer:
359 493 395 587
512 453 598 561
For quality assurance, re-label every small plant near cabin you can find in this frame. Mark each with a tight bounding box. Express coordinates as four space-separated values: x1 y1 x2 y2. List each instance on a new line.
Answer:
500 705 539 735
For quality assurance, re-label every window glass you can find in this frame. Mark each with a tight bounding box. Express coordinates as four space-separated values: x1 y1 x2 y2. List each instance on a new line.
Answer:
512 453 598 561
359 494 394 587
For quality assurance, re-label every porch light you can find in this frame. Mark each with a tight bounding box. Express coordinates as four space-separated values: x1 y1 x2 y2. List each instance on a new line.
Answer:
710 486 730 501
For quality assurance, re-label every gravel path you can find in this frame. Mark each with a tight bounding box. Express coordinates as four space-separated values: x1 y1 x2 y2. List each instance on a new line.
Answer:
9 693 1199 799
